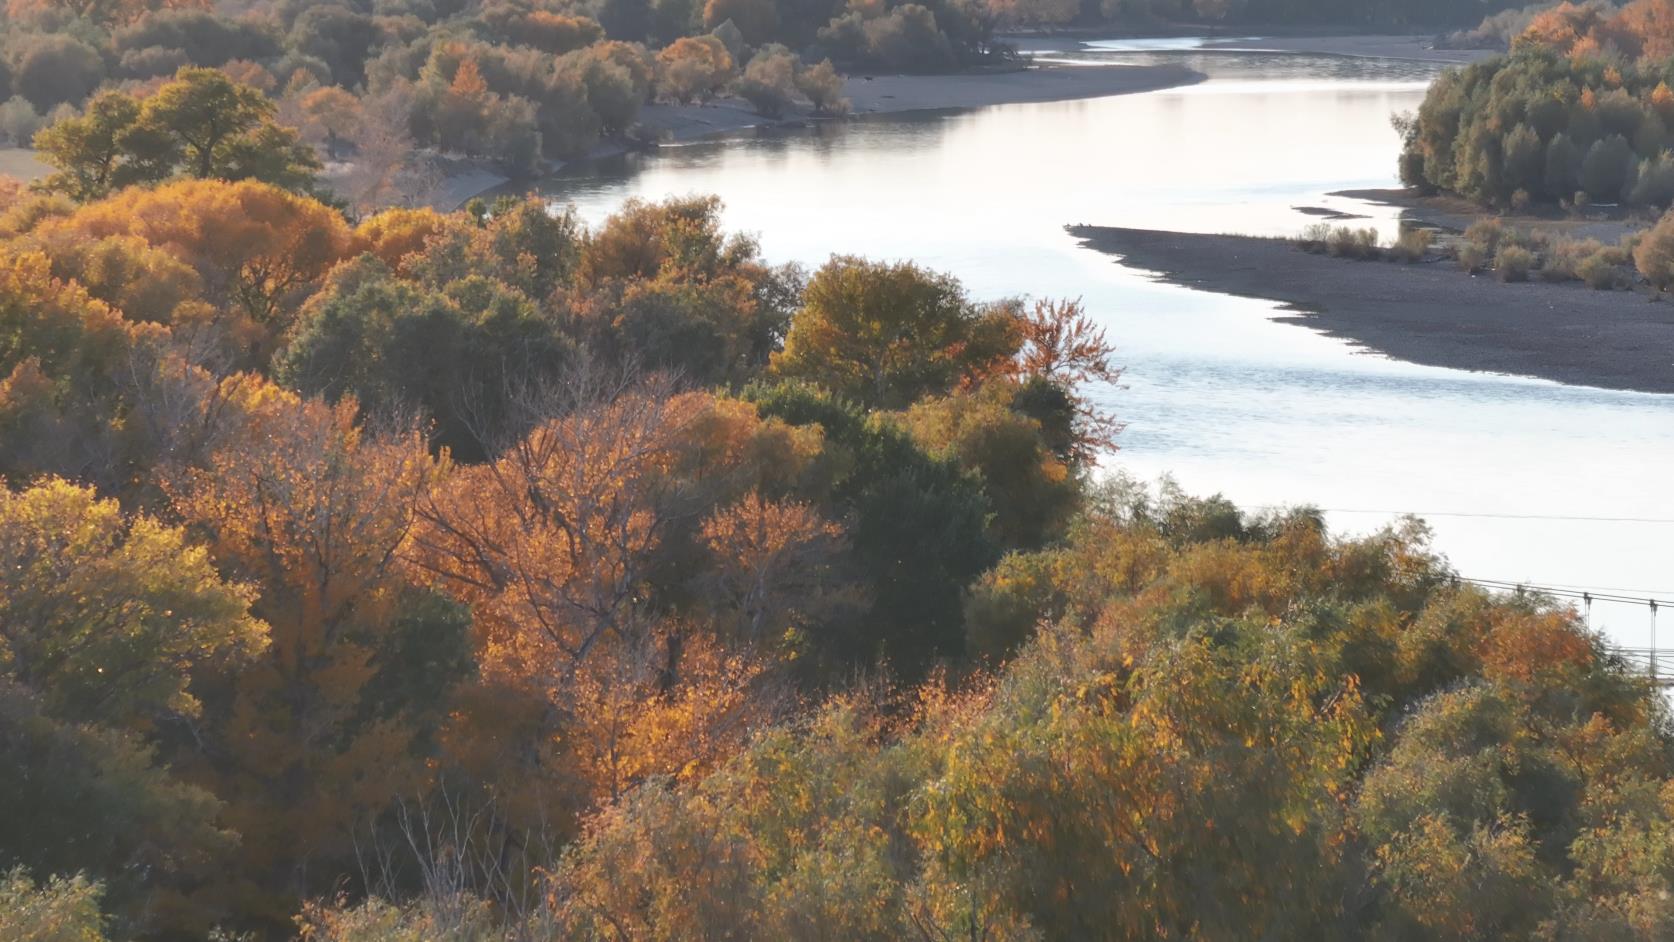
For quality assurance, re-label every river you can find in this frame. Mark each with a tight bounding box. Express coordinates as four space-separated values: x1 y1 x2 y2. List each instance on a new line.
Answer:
541 40 1674 649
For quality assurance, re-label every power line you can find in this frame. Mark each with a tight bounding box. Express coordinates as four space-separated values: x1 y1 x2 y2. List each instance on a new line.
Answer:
1445 575 1669 609
1478 578 1674 597
1256 506 1674 525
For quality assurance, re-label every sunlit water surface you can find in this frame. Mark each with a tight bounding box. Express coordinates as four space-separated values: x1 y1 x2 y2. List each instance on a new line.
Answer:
540 42 1674 647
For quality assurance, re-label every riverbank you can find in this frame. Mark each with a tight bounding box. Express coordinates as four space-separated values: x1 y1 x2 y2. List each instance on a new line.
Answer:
1070 225 1674 394
631 61 1205 140
432 60 1205 209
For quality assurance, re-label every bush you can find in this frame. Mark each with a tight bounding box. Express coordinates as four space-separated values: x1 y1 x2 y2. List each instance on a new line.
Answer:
1462 217 1505 255
1577 251 1621 290
1633 211 1674 290
1457 242 1488 273
1496 244 1534 281
1538 237 1601 282
1325 226 1380 260
1297 222 1332 252
1388 228 1433 263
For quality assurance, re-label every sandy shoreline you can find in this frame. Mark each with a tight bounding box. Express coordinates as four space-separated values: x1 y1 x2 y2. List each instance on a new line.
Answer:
1070 225 1674 394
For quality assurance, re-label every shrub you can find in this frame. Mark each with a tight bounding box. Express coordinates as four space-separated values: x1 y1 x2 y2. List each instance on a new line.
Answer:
1297 222 1332 252
1539 237 1602 282
1388 228 1433 263
1462 217 1505 255
1457 242 1488 273
1325 226 1380 260
1633 211 1674 290
1577 251 1621 289
1496 244 1534 282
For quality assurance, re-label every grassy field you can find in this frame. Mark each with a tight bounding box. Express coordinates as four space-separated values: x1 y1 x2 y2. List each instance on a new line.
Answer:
0 147 49 182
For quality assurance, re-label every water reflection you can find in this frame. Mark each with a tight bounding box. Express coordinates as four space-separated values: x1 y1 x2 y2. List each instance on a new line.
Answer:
540 48 1674 647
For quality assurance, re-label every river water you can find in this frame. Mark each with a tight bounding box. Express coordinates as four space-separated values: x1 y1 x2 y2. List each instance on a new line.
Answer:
541 41 1674 649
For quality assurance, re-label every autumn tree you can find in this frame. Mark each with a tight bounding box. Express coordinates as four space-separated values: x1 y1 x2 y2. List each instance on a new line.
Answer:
737 44 799 117
772 255 1020 409
409 377 823 805
1634 206 1674 289
903 379 1080 549
570 195 801 386
654 35 734 103
796 58 849 115
296 85 361 158
30 179 352 364
0 249 170 485
697 492 860 653
0 869 108 942
164 383 452 928
1010 296 1123 463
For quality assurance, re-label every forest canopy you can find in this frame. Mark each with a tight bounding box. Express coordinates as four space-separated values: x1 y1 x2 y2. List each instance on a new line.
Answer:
4 145 1674 938
5 2 1674 940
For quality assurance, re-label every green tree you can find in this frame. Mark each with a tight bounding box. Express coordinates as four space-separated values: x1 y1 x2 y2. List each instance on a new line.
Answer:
33 69 320 200
0 868 108 942
771 256 1019 409
31 91 143 202
747 383 997 674
136 67 307 181
0 478 267 730
0 685 237 938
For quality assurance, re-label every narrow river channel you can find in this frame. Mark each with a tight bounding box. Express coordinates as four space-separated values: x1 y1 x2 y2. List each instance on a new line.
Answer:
541 40 1674 648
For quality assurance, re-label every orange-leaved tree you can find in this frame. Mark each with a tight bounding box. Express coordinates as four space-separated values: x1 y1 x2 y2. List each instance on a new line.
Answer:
164 380 448 927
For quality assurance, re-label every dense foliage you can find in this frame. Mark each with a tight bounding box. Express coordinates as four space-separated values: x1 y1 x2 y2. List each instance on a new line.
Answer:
0 166 1129 936
5 8 1674 938
309 488 1674 941
1402 0 1674 208
5 148 1674 938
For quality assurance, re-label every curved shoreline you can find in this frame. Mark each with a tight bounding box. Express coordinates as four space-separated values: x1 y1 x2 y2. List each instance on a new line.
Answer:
1069 224 1674 395
616 62 1207 152
441 62 1207 208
